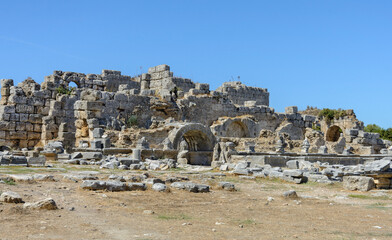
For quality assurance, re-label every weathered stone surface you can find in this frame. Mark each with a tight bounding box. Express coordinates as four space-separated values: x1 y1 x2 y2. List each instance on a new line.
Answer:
170 182 210 193
27 156 46 166
364 158 391 173
127 183 147 191
7 174 34 183
283 170 303 178
218 182 236 191
283 190 298 199
105 181 128 191
0 191 23 203
32 174 56 181
81 180 108 190
152 183 167 192
82 152 103 160
286 160 299 169
145 178 165 185
343 176 375 192
23 198 58 210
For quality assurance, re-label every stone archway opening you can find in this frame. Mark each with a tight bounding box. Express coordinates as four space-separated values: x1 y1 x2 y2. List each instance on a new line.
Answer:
226 121 249 138
326 125 342 142
183 130 213 151
68 81 79 89
169 123 216 165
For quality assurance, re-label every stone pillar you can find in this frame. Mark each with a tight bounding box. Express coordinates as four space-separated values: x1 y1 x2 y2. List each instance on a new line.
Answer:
318 145 328 154
275 138 285 154
0 79 13 105
301 138 310 153
132 148 141 161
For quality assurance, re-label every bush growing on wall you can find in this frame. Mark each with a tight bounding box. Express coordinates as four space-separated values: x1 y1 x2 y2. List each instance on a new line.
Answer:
364 124 392 141
56 86 75 95
318 108 348 123
126 115 138 128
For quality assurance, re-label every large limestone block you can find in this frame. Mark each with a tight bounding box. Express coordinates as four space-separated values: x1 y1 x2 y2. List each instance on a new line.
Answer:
0 191 23 203
285 106 298 114
343 176 375 192
23 198 57 210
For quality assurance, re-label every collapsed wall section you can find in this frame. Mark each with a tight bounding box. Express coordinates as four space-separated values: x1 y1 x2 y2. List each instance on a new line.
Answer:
215 81 269 106
140 64 195 96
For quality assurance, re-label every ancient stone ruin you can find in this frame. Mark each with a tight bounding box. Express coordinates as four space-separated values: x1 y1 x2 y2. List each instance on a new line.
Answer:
1 64 391 189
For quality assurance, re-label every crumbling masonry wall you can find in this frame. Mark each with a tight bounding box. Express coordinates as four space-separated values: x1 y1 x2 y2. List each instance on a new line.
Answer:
0 64 389 155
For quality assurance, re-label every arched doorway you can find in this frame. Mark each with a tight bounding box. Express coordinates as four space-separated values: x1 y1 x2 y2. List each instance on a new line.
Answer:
68 81 79 89
326 125 342 142
226 121 249 138
169 123 216 165
183 130 213 151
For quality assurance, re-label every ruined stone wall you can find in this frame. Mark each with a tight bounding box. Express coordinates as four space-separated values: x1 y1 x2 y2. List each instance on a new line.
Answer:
0 64 387 155
215 81 269 106
42 70 139 92
140 64 195 97
0 79 49 148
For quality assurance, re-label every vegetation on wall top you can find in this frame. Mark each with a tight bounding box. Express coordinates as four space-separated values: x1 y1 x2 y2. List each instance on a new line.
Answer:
364 124 392 141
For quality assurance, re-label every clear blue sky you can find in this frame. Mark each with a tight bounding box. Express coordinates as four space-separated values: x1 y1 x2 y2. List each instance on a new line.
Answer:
1 0 391 128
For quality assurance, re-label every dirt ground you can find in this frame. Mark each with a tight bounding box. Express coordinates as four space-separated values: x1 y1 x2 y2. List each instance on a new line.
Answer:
1 165 392 240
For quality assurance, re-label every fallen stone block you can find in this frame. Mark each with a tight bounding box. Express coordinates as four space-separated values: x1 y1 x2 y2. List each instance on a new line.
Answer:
364 158 391 173
62 159 80 164
152 183 167 192
170 182 210 193
27 156 46 166
283 170 303 178
233 169 251 176
306 174 332 183
218 182 236 191
100 161 119 169
268 170 284 178
119 158 140 166
81 180 108 190
145 178 165 185
63 174 98 182
32 174 56 181
286 160 299 169
127 183 147 191
81 152 103 160
23 198 57 210
7 174 34 183
105 181 128 191
343 176 375 192
71 152 83 159
219 164 229 171
9 156 27 166
283 190 298 199
0 191 23 203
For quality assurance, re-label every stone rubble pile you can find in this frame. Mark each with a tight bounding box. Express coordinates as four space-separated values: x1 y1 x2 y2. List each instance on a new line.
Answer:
221 157 392 191
78 172 213 193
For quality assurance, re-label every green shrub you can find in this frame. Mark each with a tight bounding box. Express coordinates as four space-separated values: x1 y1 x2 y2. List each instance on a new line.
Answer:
318 108 348 124
56 86 75 95
126 115 138 128
3 179 16 185
364 124 392 141
312 123 321 131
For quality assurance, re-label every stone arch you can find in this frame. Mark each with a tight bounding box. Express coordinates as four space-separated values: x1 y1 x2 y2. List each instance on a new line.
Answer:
68 81 79 89
326 125 342 142
169 123 216 151
63 72 83 88
210 117 256 138
226 121 249 138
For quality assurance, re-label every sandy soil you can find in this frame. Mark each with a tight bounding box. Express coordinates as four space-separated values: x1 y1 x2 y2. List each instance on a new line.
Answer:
1 165 392 240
